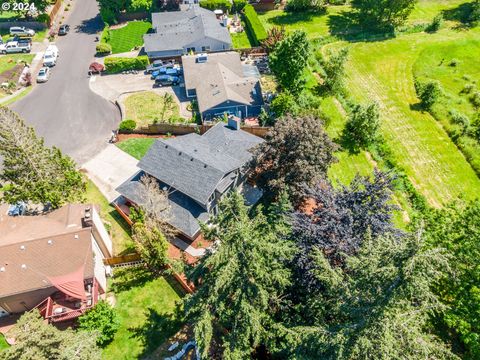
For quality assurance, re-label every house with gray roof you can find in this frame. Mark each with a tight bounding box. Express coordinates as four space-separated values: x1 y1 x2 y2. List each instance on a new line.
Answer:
182 52 264 121
143 6 232 59
116 119 263 241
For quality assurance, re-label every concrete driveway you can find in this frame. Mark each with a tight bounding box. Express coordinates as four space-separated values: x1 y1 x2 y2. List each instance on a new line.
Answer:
82 144 140 202
90 72 192 118
10 0 120 165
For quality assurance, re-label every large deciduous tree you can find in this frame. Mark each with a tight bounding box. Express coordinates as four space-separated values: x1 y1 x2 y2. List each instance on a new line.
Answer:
291 170 399 293
1 310 101 360
0 107 85 209
184 192 295 359
269 30 311 95
351 0 417 30
252 115 338 207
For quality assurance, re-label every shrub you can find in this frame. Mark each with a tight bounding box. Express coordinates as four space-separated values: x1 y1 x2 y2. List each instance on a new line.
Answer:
78 301 119 347
449 109 470 129
470 91 480 107
243 5 268 45
449 58 459 67
199 0 232 11
36 13 50 24
415 80 442 110
461 83 476 94
96 42 112 55
104 56 149 73
119 119 137 132
286 0 326 12
233 0 247 11
426 14 443 32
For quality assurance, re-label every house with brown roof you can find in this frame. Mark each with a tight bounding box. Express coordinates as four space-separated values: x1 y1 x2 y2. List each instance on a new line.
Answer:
0 204 113 324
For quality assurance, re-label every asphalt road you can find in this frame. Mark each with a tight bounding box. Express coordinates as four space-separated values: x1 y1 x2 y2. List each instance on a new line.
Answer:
10 0 120 165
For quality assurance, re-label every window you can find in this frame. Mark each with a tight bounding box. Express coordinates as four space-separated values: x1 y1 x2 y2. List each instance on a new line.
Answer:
201 46 211 52
186 47 195 53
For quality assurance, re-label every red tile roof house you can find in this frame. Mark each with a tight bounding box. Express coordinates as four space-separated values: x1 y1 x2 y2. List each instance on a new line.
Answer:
0 204 113 330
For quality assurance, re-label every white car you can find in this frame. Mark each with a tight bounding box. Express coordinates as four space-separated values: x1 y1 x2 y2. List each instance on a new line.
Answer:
10 26 35 37
43 44 59 67
36 67 50 83
0 41 30 54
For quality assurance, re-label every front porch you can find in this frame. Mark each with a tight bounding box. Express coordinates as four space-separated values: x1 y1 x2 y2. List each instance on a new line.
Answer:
35 278 100 323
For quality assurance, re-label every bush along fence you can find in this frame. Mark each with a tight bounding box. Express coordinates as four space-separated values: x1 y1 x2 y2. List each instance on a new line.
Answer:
243 4 268 45
104 56 149 73
118 121 271 138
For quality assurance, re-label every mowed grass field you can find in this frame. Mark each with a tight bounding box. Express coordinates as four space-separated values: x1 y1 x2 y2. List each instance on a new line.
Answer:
103 21 151 54
259 0 480 207
327 27 480 207
258 0 467 39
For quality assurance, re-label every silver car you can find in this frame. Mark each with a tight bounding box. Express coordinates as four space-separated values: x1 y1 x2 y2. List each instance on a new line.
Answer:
9 26 35 37
36 67 50 83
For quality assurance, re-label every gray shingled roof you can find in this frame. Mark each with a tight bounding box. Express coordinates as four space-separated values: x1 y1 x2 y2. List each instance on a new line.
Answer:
144 6 231 54
138 122 263 206
116 172 210 238
182 52 264 113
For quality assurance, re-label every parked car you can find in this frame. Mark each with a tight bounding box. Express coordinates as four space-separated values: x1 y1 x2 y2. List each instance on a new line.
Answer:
58 24 70 36
151 65 181 79
154 75 180 87
88 62 104 75
146 59 175 73
43 44 59 67
9 26 35 37
0 41 31 54
36 67 50 83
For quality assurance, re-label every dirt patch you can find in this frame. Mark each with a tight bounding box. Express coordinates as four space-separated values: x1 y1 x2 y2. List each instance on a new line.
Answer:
117 133 171 142
144 325 196 360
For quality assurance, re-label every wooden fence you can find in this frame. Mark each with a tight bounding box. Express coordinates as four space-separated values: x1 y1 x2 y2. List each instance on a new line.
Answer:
122 122 270 138
48 0 63 26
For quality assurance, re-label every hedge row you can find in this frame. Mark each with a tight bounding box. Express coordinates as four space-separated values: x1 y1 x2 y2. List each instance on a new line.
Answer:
199 0 247 12
104 56 149 73
243 4 267 45
199 0 232 11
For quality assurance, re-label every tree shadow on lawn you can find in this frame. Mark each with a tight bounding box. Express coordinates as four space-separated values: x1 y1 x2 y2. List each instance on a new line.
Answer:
110 266 155 293
264 9 324 27
327 10 395 42
129 306 184 358
442 1 478 27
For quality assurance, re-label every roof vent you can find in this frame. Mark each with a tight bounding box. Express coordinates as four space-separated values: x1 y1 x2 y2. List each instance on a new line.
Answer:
20 245 25 251
0 267 5 272
204 164 207 168
179 152 182 155
191 158 194 161
21 264 27 270
47 240 53 245
74 234 79 239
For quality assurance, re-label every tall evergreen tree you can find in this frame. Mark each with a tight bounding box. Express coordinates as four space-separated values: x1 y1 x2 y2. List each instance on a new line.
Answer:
422 201 480 358
0 107 85 208
252 115 338 207
184 192 295 359
286 233 458 360
1 310 101 360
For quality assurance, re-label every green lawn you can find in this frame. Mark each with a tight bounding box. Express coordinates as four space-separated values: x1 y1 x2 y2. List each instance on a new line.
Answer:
0 54 34 74
116 138 156 160
0 334 8 350
258 0 469 40
326 26 480 207
103 267 184 360
231 30 252 49
124 91 181 127
103 21 151 54
84 180 134 255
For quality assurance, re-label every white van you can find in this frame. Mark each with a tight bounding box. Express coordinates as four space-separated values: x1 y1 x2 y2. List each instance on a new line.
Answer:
43 44 59 67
